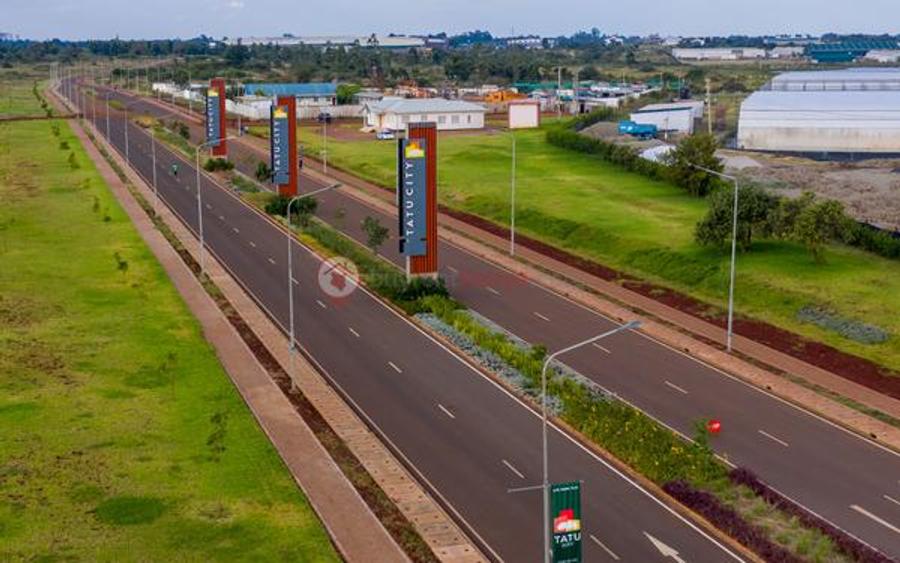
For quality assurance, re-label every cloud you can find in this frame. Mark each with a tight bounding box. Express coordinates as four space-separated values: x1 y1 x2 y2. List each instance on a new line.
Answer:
226 0 244 8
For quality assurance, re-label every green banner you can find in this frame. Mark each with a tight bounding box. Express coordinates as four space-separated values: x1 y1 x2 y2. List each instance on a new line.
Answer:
550 481 582 563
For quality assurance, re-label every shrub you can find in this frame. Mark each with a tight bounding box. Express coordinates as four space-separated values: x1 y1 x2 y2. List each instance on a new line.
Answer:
255 161 271 182
796 306 889 345
59 140 70 150
843 222 900 260
265 195 318 226
67 152 79 170
666 134 723 197
203 158 234 172
663 480 803 563
729 468 893 563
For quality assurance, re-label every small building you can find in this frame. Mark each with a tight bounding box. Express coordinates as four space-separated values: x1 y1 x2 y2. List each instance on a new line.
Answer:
242 83 337 106
770 46 806 59
630 101 703 134
508 101 540 129
865 50 900 64
363 98 486 131
672 48 766 61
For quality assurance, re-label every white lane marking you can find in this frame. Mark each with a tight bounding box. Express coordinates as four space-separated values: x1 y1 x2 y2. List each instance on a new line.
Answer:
664 380 689 395
316 299 327 309
438 404 456 419
348 327 360 338
292 278 300 286
589 534 621 561
447 265 458 274
758 429 790 448
205 203 212 210
267 257 276 265
533 312 551 322
501 459 525 480
486 286 501 296
592 343 611 354
850 504 900 535
388 361 402 374
249 241 256 248
232 226 239 234
218 215 225 221
884 494 900 508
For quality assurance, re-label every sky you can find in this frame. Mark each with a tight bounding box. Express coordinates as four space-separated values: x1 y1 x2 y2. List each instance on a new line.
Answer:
5 0 900 41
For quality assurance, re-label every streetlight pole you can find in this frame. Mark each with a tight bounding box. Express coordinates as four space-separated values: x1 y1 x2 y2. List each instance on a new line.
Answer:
510 131 517 256
539 320 641 563
194 135 240 274
322 118 328 175
690 163 739 353
105 93 111 140
284 182 342 380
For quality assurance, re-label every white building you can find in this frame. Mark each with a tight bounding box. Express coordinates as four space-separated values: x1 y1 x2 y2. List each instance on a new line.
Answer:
672 48 767 61
630 101 703 134
508 101 540 129
738 69 900 154
865 50 900 64
224 34 425 50
363 98 486 131
770 46 806 59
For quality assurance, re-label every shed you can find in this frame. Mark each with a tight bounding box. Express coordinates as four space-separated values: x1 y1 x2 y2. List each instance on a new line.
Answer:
508 101 540 129
363 98 486 131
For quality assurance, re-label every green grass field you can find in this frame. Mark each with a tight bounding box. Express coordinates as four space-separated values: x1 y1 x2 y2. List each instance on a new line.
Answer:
0 83 339 561
287 122 900 374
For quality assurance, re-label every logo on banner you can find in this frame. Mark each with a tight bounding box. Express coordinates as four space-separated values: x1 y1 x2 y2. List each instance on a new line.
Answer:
317 257 359 300
273 106 287 119
553 509 582 534
404 140 425 159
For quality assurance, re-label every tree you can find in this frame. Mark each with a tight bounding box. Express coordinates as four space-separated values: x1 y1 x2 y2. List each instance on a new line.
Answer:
336 83 361 105
362 216 389 254
695 183 776 250
255 161 271 182
265 195 317 227
793 198 850 263
666 134 722 197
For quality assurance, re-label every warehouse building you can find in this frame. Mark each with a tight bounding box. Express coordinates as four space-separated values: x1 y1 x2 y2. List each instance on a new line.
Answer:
243 83 337 106
672 47 767 61
630 101 704 134
362 98 486 131
737 69 900 154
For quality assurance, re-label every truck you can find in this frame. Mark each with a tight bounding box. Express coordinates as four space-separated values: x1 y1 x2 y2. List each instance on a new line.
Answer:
618 120 658 139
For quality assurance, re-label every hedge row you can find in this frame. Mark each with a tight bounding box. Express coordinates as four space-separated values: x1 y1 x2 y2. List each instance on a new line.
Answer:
844 221 900 261
663 480 804 563
729 468 893 563
546 126 671 182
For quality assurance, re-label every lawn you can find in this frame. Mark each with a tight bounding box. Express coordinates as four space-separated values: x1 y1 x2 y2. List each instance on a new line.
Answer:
0 82 339 561
0 70 50 117
288 122 900 374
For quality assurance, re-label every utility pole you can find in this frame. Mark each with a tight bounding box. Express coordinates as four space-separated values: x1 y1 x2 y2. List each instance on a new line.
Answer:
706 77 713 135
557 66 562 120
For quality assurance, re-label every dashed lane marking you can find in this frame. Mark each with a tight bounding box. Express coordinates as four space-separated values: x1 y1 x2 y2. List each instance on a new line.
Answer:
501 459 525 480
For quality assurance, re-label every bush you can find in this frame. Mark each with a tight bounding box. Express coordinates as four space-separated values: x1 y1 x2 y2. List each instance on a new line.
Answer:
663 480 803 563
843 222 900 260
203 158 234 172
265 195 317 226
666 134 723 197
255 161 271 182
729 468 893 563
546 126 669 182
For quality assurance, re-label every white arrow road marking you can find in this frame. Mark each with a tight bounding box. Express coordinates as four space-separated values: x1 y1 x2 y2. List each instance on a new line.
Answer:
758 429 789 448
851 505 900 535
664 380 688 394
501 459 525 479
644 532 686 563
438 404 456 419
589 534 620 561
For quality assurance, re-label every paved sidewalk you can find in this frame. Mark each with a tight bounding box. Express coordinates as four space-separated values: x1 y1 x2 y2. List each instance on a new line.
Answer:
53 91 410 563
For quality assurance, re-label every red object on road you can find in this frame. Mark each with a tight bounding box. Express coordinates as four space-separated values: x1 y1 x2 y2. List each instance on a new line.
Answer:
707 419 722 434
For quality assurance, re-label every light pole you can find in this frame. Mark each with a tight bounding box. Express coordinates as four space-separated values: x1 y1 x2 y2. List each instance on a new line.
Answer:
509 131 517 256
690 163 739 353
105 93 111 140
195 135 240 274
285 182 343 380
148 110 181 216
322 117 328 175
539 320 642 563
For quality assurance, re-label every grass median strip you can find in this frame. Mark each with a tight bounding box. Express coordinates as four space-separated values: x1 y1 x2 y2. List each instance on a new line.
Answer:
0 91 339 560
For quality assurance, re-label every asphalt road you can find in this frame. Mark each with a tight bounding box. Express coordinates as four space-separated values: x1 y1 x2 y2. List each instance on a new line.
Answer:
68 82 751 561
178 97 900 557
95 85 900 559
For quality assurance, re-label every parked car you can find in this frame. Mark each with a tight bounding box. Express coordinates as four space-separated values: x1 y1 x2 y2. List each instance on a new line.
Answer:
375 130 396 141
316 112 333 124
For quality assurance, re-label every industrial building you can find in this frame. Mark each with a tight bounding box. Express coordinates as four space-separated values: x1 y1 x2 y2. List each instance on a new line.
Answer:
737 69 900 154
630 101 704 134
672 47 767 61
242 83 337 106
362 98 486 131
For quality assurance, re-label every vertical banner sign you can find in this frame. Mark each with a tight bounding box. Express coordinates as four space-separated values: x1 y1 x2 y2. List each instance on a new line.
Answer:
398 138 428 257
205 87 221 148
550 482 582 563
270 104 290 185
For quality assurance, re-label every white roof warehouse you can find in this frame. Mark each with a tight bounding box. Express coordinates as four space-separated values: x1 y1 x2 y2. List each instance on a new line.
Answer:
363 98 487 131
738 68 900 154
